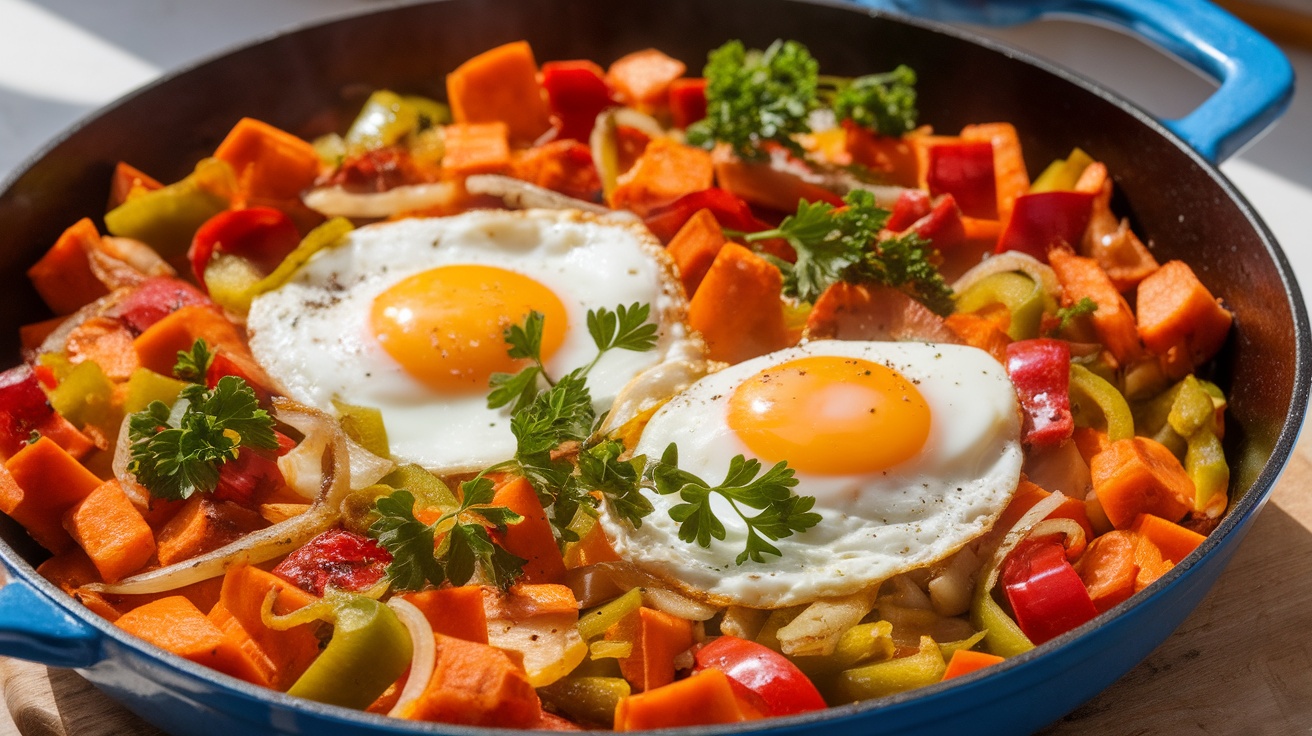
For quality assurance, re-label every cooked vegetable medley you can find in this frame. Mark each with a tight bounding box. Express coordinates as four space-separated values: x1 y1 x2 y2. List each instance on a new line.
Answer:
1 37 1234 729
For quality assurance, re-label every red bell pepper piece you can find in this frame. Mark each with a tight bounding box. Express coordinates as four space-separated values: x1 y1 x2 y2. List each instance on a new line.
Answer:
885 189 932 232
995 191 1095 262
205 351 273 407
669 77 708 129
541 60 615 142
906 193 967 252
212 429 295 507
643 187 774 242
926 140 997 220
188 206 302 285
271 528 393 596
109 277 213 335
1005 338 1074 447
693 636 826 717
0 365 53 457
1001 538 1099 644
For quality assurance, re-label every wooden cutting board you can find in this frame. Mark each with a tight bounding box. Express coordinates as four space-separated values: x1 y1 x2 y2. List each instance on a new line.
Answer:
1 434 1309 736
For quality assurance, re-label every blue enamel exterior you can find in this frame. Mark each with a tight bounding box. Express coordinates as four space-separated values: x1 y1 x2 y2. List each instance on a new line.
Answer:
861 0 1296 162
0 1 1304 735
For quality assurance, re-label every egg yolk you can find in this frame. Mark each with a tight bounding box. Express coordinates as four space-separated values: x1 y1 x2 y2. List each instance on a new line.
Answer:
727 355 931 475
370 264 566 392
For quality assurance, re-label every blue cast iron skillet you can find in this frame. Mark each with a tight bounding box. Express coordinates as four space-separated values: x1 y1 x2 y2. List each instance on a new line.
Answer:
0 0 1304 734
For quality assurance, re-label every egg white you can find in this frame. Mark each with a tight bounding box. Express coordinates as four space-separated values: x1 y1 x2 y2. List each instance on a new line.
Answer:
246 209 698 474
599 340 1023 608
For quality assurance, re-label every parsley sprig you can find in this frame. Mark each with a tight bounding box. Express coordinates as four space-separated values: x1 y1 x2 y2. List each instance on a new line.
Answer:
736 189 954 314
1052 296 1099 334
370 479 526 592
173 339 214 383
127 376 278 500
646 445 822 565
823 65 919 137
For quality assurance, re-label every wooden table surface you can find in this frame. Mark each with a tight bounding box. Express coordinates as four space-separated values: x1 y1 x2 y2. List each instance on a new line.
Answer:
0 432 1307 735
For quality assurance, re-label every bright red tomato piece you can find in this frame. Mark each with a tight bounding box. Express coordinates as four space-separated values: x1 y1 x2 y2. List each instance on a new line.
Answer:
693 635 827 716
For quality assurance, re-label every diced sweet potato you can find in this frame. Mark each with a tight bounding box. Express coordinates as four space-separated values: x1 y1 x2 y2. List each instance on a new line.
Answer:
62 480 155 583
26 218 112 315
446 41 551 145
154 496 267 566
0 437 104 553
115 595 264 682
687 244 790 364
1135 260 1232 378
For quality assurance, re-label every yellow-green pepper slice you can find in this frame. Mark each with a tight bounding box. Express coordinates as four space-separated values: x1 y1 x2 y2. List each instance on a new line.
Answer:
577 588 643 641
122 368 190 414
380 464 457 509
332 399 390 458
830 636 946 704
272 591 412 710
790 620 895 680
970 584 1033 658
47 360 117 430
1030 148 1095 193
345 90 421 152
955 271 1048 340
1186 429 1229 513
539 676 631 727
1069 363 1134 442
104 158 236 258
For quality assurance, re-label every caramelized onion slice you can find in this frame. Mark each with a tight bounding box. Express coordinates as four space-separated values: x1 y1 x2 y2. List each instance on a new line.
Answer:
953 251 1061 301
387 597 436 718
464 174 622 217
303 183 457 219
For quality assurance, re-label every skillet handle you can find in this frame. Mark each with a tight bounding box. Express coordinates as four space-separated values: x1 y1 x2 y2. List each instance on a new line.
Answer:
860 0 1294 163
0 570 102 669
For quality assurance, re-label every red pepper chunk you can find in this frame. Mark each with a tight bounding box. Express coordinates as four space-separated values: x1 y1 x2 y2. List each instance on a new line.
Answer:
995 191 1095 263
926 141 997 220
643 188 773 242
1005 338 1074 447
693 636 826 717
1001 539 1099 645
110 277 213 335
669 77 708 129
541 60 614 142
272 528 393 596
188 206 301 286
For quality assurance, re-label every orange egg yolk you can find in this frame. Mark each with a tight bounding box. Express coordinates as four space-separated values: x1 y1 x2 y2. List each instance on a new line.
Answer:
727 355 931 475
370 264 566 393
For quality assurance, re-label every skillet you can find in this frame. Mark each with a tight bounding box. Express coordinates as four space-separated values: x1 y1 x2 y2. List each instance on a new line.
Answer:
0 0 1305 734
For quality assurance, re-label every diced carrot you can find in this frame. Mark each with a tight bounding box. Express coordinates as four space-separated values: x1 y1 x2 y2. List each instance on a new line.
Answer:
1071 426 1111 466
37 547 103 593
614 668 751 730
712 149 844 215
118 477 186 530
944 309 1011 363
805 282 958 344
961 123 1029 223
398 632 542 727
108 161 163 210
1130 513 1206 565
1131 532 1173 591
400 586 489 643
509 140 601 201
564 519 621 567
606 49 687 112
258 502 309 525
19 316 66 352
1080 175 1158 292
217 564 322 690
687 243 791 365
484 583 580 622
843 122 919 187
607 606 695 693
665 208 728 296
1135 260 1232 379
446 41 551 145
1074 530 1138 612
64 316 141 382
1090 437 1195 529
213 117 321 203
115 595 264 682
31 411 96 462
941 649 1005 680
491 476 567 585
610 139 715 217
994 477 1094 541
0 437 104 553
26 218 111 315
1047 248 1142 364
62 480 155 584
154 495 267 566
442 122 512 178
132 304 250 376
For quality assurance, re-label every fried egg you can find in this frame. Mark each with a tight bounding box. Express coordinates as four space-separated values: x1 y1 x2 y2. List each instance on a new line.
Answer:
600 340 1022 608
246 209 698 473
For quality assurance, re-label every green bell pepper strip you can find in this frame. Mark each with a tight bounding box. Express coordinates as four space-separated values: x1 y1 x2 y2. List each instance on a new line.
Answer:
122 368 189 414
267 590 412 710
1167 375 1218 438
47 359 117 431
1068 363 1135 442
937 630 988 661
789 620 895 680
577 588 643 641
332 399 390 458
539 676 631 728
1186 428 1229 513
380 464 458 510
104 158 236 258
1029 148 1095 193
345 90 421 152
830 636 946 704
251 217 354 295
970 583 1034 658
955 271 1048 341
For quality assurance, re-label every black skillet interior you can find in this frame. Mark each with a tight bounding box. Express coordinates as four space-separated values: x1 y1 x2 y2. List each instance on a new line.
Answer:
0 0 1303 571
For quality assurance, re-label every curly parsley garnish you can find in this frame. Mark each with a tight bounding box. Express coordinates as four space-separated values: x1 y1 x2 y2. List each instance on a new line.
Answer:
824 65 918 137
737 189 954 314
370 480 526 592
173 339 214 384
646 444 821 565
127 376 278 500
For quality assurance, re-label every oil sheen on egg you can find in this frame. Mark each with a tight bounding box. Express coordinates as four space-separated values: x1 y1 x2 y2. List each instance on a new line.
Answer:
246 209 697 474
600 340 1023 608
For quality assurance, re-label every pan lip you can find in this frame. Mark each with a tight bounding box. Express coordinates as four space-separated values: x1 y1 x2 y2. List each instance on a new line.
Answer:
0 0 1309 733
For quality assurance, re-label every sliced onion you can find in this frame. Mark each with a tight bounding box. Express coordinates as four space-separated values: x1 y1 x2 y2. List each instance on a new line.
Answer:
596 357 710 438
346 436 394 491
274 397 352 508
88 237 176 290
641 587 718 622
303 183 457 219
1029 517 1088 559
978 491 1068 595
928 545 981 618
464 174 619 217
87 506 336 595
953 250 1061 299
387 597 436 718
